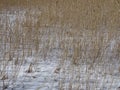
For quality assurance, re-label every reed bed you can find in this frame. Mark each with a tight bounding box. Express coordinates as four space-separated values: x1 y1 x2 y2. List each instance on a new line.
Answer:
0 0 120 90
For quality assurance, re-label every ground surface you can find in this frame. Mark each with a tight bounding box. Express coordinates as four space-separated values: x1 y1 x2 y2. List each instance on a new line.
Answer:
0 49 120 90
0 8 120 90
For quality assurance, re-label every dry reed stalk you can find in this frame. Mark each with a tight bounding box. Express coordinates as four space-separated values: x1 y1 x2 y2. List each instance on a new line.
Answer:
0 1 119 89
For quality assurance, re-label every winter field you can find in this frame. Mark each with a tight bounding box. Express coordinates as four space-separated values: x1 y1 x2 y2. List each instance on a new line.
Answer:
0 1 120 90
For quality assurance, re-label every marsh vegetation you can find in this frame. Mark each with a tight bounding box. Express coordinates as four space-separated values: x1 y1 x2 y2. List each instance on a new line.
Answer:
0 0 120 90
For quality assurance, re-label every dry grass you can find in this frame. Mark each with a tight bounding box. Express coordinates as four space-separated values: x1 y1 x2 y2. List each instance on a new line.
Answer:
0 0 120 90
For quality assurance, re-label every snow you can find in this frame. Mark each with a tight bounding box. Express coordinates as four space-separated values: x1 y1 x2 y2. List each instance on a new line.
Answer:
1 56 119 90
0 8 120 90
0 48 120 90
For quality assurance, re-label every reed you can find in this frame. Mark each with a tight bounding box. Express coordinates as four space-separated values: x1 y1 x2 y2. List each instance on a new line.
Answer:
0 0 120 89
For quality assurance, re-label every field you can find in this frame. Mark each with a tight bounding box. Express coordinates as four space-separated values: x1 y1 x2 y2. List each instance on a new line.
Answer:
0 0 120 90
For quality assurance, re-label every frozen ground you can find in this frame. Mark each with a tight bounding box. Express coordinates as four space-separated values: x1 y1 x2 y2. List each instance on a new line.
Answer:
0 9 120 90
0 48 120 90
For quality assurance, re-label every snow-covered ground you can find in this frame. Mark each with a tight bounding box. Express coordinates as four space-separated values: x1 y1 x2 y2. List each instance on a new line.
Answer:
0 48 120 90
0 8 120 90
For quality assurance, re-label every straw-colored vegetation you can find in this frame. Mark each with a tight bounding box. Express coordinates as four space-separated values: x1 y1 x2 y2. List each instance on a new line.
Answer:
0 0 120 90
